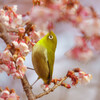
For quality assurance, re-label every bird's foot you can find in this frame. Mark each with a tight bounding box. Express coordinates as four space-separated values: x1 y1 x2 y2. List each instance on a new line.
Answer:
41 84 49 91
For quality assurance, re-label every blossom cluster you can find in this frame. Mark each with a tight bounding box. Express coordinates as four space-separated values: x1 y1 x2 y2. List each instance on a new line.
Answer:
51 68 92 90
0 5 22 29
66 17 100 61
0 4 49 78
31 0 81 30
31 0 100 61
66 36 93 61
0 1 93 99
0 47 27 78
67 68 92 85
0 87 19 100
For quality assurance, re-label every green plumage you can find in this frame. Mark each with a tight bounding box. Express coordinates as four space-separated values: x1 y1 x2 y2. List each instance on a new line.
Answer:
32 31 57 84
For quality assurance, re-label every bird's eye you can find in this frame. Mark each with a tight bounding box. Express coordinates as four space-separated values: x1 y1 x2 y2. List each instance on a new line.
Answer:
48 35 53 39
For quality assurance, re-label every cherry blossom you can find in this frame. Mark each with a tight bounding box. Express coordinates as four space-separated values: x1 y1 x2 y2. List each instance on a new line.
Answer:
12 40 29 56
0 88 19 100
0 1 94 99
30 6 59 30
2 50 12 62
66 37 93 61
79 18 100 37
91 36 100 51
0 5 22 29
16 57 24 67
79 71 92 84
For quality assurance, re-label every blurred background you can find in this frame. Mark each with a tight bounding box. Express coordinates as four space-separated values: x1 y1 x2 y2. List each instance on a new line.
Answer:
0 0 100 100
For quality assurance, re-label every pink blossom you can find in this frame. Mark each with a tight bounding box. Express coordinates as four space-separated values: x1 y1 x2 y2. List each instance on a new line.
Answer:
18 65 27 73
75 36 86 47
12 71 24 79
30 6 59 29
12 40 29 56
0 64 10 74
12 72 21 79
0 90 9 99
79 18 100 37
2 50 12 62
30 31 40 42
12 41 19 48
79 49 93 61
16 57 24 67
30 30 48 41
19 42 29 55
10 15 22 29
0 9 9 26
66 47 93 61
9 33 19 41
0 98 4 100
0 5 22 29
0 88 19 100
10 61 16 73
91 36 100 51
78 6 92 19
68 4 79 15
7 93 19 100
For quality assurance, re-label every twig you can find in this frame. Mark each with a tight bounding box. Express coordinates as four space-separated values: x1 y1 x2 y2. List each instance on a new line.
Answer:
35 76 67 99
27 67 35 70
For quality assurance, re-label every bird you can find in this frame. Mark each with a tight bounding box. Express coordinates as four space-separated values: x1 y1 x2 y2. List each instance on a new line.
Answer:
32 31 57 85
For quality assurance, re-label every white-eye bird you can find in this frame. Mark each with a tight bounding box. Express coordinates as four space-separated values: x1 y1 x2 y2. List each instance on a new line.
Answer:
32 31 57 84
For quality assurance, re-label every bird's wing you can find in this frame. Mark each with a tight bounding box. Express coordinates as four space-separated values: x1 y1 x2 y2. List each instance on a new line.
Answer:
47 50 55 84
32 44 50 84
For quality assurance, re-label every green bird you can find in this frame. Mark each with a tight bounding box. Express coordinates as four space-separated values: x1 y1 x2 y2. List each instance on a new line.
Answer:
32 31 57 84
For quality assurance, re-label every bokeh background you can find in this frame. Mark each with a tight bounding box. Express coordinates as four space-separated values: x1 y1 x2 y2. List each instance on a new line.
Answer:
0 0 100 100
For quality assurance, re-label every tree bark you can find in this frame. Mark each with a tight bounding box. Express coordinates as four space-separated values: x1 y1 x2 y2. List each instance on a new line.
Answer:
21 75 35 100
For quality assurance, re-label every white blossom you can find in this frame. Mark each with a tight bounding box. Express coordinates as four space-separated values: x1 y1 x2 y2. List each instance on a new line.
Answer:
0 90 9 98
2 50 12 61
12 5 17 12
19 42 29 55
16 57 24 67
0 64 9 73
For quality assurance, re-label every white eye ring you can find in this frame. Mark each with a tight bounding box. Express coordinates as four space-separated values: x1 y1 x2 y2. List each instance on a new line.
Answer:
48 35 53 39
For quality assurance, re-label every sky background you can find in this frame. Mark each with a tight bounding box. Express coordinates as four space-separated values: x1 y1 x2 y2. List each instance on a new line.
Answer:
0 0 100 100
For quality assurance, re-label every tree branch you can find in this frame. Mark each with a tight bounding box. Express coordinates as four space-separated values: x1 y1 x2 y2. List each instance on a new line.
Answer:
35 76 67 99
21 75 35 100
